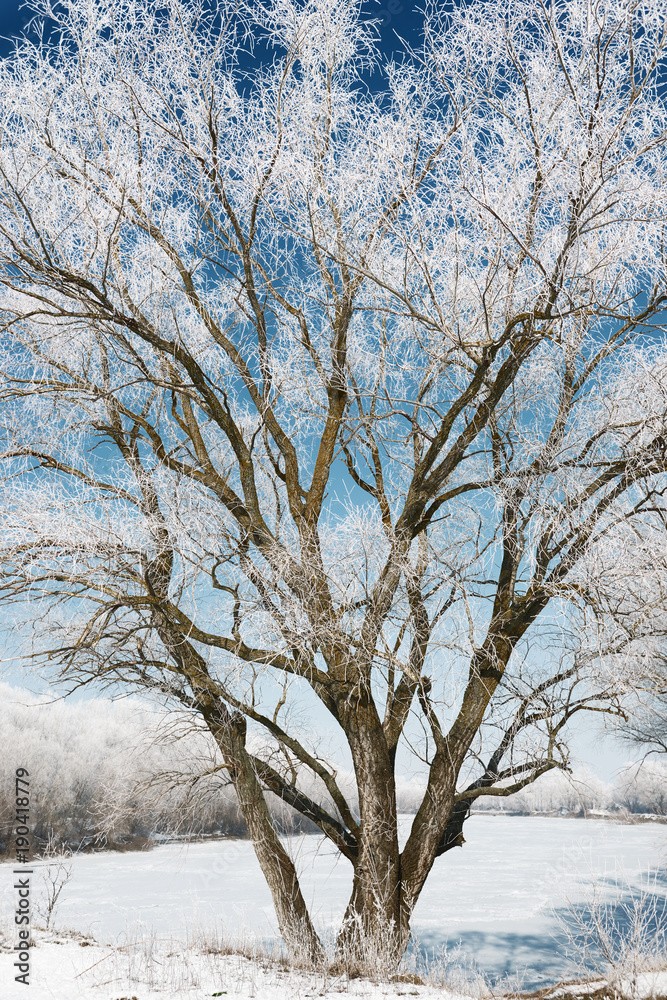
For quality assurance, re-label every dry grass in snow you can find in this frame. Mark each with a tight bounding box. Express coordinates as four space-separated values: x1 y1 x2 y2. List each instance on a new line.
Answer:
1 921 666 1000
0 922 486 1000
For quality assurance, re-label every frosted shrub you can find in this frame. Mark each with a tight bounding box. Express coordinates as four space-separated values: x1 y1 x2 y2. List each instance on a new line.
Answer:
559 876 667 998
34 835 73 930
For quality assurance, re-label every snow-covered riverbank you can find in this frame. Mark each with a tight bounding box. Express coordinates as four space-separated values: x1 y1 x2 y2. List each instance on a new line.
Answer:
1 816 665 996
1 922 666 1000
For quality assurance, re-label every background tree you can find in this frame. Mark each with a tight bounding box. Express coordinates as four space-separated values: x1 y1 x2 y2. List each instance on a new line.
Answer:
2 0 667 971
592 499 667 756
620 659 667 754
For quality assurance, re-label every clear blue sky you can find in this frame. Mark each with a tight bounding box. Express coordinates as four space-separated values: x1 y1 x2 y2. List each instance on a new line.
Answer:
0 0 30 60
0 0 427 62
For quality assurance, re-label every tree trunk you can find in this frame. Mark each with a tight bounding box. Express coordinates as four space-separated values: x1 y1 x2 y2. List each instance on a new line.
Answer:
334 867 411 975
208 706 325 966
334 699 406 974
157 624 325 966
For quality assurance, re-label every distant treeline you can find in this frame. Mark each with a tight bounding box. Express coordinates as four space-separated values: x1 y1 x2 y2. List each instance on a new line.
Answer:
0 685 665 854
470 761 667 817
0 684 248 853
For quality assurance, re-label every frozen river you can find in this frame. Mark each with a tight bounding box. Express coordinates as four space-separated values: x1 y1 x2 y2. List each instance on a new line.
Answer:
3 815 666 989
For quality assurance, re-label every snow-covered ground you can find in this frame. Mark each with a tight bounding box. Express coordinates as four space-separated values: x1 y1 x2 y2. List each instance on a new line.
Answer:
1 816 666 998
2 922 667 1000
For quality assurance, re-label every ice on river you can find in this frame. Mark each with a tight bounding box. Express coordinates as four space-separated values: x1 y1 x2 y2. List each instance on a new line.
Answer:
3 815 666 990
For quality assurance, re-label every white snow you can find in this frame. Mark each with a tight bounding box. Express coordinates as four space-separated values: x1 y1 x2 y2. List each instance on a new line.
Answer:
0 925 488 1000
1 816 665 998
544 973 667 1000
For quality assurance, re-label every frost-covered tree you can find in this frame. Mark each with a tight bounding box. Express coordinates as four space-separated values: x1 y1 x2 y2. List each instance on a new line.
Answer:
621 676 667 754
597 526 667 755
0 684 248 849
616 759 667 813
2 0 667 970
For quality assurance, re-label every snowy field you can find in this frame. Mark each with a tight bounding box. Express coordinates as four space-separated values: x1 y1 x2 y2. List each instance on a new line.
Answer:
1 815 666 998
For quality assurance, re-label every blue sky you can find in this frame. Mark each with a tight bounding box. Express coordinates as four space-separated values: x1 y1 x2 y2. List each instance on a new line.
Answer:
0 0 30 60
0 0 427 62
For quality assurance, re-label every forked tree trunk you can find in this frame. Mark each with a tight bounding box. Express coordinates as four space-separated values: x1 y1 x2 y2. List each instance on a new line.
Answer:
193 644 511 972
196 676 476 973
208 706 459 973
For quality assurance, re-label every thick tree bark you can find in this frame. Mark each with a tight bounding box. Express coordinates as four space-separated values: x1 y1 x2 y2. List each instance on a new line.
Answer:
334 697 404 972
